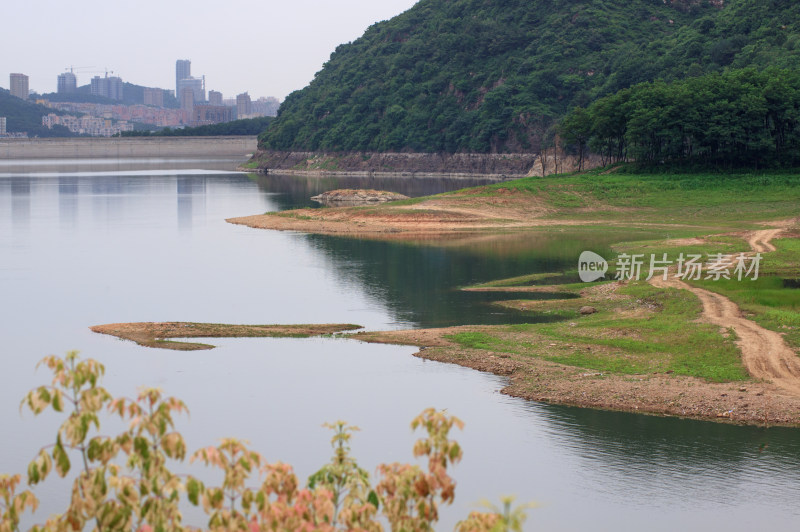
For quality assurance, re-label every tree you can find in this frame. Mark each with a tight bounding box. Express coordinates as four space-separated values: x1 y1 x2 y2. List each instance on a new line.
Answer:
5 352 534 532
559 108 592 171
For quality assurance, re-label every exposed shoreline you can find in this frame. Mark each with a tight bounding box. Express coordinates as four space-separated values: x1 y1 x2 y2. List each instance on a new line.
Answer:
240 167 518 180
89 322 362 350
89 320 800 426
353 327 800 426
226 184 602 237
219 172 800 426
242 149 595 179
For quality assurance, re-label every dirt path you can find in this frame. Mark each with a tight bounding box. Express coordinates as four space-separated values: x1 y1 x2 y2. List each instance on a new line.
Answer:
650 221 800 395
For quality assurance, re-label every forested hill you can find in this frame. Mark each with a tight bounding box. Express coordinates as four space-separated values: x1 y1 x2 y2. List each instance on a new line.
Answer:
0 89 71 137
259 0 800 154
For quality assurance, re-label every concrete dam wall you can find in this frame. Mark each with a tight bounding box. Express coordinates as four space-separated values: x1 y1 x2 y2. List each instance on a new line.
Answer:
0 136 258 159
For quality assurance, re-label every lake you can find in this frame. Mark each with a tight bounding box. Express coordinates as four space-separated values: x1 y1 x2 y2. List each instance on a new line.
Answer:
1 158 799 531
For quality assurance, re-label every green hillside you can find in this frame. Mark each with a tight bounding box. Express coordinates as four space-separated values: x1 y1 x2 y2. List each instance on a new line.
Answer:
259 0 800 154
0 89 71 137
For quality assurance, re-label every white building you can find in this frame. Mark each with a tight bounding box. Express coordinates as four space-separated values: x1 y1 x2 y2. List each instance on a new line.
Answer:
42 113 133 137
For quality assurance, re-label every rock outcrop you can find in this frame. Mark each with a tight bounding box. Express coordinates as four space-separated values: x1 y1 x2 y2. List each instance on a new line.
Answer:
311 189 410 205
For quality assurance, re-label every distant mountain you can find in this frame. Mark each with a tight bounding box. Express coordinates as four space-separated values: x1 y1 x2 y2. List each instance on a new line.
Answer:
259 0 800 153
0 89 71 137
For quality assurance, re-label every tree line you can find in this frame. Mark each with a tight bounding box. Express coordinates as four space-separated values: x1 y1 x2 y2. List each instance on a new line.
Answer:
560 67 800 169
120 116 273 137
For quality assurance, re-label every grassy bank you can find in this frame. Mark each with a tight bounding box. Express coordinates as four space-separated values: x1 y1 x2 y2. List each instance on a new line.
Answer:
229 169 800 237
451 281 748 382
475 168 800 225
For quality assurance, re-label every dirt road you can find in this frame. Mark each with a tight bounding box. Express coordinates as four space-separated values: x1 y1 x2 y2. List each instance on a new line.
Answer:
650 221 800 395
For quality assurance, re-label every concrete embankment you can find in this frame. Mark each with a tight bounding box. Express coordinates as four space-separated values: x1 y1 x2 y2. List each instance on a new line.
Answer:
249 150 540 179
0 136 258 159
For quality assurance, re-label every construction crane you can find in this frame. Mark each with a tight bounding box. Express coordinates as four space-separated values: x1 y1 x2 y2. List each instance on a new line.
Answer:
65 66 96 74
65 67 116 77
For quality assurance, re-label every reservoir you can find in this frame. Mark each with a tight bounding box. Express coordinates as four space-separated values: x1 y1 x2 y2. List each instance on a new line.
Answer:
1 157 799 531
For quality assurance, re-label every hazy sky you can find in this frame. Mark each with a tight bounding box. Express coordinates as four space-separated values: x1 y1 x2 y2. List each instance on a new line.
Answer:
3 0 419 101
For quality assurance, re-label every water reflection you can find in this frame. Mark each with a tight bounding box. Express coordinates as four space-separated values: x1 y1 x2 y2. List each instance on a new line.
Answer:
250 172 507 210
301 230 662 327
177 176 207 230
58 177 79 229
529 401 800 510
10 178 30 230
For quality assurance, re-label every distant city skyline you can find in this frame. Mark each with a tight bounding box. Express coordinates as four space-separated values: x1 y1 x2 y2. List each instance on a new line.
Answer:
2 0 418 100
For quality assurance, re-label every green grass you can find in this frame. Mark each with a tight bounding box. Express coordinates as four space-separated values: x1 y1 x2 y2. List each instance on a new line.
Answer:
447 331 498 350
612 234 750 259
466 271 581 289
690 238 800 350
447 282 749 382
763 237 800 277
382 196 428 207
477 169 800 226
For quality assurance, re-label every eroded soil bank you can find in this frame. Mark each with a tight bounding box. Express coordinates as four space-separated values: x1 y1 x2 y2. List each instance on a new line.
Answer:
354 327 800 426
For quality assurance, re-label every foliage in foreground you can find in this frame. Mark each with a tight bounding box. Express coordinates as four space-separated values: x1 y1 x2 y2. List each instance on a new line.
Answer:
2 352 530 532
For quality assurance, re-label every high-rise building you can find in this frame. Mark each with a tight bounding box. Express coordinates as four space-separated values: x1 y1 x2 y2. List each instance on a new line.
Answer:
143 87 164 107
176 59 191 98
177 77 205 106
180 87 195 113
10 73 29 100
57 72 77 94
0 117 6 135
192 104 232 126
107 76 123 100
252 96 280 117
208 90 223 106
236 92 252 118
90 75 123 101
90 77 105 98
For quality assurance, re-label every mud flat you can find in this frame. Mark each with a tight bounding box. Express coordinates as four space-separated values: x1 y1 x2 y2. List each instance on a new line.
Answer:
90 322 361 350
0 136 258 159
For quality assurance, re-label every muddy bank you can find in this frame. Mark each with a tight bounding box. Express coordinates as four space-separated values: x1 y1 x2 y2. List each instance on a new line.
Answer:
226 185 586 236
354 327 800 426
90 322 362 350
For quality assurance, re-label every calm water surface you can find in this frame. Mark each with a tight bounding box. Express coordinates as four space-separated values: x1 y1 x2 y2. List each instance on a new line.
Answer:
1 159 799 531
